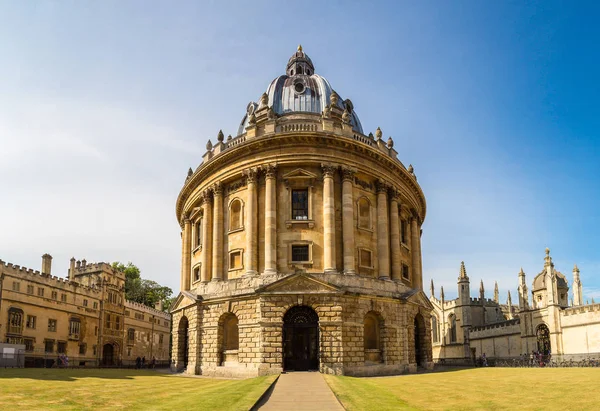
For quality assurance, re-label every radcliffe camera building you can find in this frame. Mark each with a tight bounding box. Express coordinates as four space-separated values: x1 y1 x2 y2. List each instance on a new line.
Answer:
0 254 171 366
170 47 433 377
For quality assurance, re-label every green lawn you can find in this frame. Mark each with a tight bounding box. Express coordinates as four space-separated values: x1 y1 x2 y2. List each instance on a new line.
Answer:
324 367 600 411
0 369 276 411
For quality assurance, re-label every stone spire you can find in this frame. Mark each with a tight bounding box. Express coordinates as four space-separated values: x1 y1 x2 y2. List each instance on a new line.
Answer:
494 281 499 303
479 279 485 300
430 279 435 298
440 286 445 302
573 263 583 306
544 247 553 268
507 290 513 319
459 261 468 280
518 267 529 310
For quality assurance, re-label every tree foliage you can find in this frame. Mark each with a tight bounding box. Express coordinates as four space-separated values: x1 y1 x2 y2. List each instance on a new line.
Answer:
111 262 173 312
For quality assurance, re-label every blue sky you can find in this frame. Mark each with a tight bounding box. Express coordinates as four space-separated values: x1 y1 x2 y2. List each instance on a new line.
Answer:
1 1 599 303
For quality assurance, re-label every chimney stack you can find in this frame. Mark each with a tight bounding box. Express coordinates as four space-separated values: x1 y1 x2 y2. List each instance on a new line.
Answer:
69 257 76 279
41 253 52 276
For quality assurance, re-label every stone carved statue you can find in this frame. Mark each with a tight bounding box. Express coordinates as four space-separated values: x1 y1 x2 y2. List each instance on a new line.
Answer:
342 109 351 124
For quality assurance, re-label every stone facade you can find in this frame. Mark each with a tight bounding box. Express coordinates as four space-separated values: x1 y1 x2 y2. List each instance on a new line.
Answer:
170 47 433 378
0 254 171 366
431 248 600 362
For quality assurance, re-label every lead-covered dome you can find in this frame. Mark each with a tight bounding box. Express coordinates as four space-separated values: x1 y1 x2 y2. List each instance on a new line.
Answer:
238 46 363 135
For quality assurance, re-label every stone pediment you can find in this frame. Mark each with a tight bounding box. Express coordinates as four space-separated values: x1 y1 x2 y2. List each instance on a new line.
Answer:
169 291 200 313
406 289 435 310
258 273 342 294
282 168 318 180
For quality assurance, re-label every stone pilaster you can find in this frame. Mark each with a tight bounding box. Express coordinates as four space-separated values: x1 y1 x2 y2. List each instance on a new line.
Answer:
263 164 277 274
182 216 192 290
410 211 423 290
322 164 337 273
376 180 390 279
341 167 356 274
200 192 212 282
244 168 259 276
389 193 401 281
212 183 223 281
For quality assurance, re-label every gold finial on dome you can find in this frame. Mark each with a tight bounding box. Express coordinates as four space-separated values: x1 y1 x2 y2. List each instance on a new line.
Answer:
298 44 303 52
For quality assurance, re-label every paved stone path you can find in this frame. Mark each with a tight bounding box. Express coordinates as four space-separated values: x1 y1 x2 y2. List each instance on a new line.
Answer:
255 372 345 410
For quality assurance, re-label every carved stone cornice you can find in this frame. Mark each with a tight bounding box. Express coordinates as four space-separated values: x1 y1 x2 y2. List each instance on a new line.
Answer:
226 179 246 195
354 177 373 191
321 163 337 178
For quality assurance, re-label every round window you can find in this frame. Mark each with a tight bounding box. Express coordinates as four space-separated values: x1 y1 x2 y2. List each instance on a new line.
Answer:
294 81 305 94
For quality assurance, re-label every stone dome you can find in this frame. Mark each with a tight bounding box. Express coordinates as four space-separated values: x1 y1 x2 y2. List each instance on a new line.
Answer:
237 46 363 135
532 269 569 292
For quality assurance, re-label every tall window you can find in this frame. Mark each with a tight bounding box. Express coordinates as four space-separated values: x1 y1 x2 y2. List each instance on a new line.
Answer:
359 249 373 268
127 328 135 342
291 189 309 220
26 315 36 329
193 265 201 282
51 291 58 300
432 316 439 343
449 314 457 343
8 308 24 334
79 344 87 355
37 287 44 297
229 199 243 230
195 219 203 247
105 314 111 329
400 219 407 244
357 197 371 229
48 319 57 332
402 264 410 281
12 282 20 292
115 316 121 330
364 312 380 350
57 341 67 354
69 318 81 338
44 340 54 353
27 285 34 294
24 339 34 352
229 251 242 270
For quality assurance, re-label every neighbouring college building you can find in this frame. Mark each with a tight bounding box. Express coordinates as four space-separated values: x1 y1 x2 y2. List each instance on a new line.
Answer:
170 47 433 378
0 254 171 367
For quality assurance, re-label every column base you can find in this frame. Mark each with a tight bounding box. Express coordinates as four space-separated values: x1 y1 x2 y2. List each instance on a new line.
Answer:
378 276 391 281
244 270 258 277
262 268 277 275
343 269 356 275
324 268 338 274
211 277 222 282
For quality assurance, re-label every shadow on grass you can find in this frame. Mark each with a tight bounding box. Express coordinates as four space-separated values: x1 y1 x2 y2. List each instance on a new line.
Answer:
0 368 175 382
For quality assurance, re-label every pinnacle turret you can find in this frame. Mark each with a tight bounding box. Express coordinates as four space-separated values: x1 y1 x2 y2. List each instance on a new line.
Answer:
430 279 435 297
494 281 499 303
458 261 469 281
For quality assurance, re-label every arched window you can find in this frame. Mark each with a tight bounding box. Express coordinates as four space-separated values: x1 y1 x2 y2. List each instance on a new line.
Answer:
229 199 243 231
8 307 24 335
432 316 439 343
449 314 457 343
536 324 551 355
364 311 383 363
357 197 371 229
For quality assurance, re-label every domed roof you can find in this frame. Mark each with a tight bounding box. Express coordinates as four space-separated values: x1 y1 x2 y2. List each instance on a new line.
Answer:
237 46 363 135
532 269 568 291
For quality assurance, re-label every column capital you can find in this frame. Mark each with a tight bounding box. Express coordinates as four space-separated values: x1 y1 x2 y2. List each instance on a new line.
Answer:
243 167 259 184
321 163 337 178
340 166 356 182
201 189 213 202
263 163 277 179
375 179 390 194
182 213 191 225
210 182 223 197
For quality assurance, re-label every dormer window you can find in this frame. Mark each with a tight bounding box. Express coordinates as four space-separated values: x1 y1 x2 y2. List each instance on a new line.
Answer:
297 66 304 75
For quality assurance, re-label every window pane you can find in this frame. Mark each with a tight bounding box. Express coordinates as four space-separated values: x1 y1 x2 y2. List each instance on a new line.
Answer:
291 189 309 219
291 245 309 262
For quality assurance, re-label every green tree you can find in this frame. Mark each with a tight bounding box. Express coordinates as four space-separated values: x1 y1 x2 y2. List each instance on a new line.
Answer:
111 262 173 312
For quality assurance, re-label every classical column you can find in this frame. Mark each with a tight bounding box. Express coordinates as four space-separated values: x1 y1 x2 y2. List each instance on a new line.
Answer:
376 180 390 280
389 193 401 281
182 216 192 290
212 182 223 281
341 167 356 274
200 192 212 282
244 168 258 276
322 164 337 273
410 211 423 290
263 164 277 274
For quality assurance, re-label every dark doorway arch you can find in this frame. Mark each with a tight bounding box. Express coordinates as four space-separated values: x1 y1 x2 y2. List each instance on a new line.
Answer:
414 313 426 366
536 324 551 355
282 305 319 371
102 343 114 366
178 316 189 369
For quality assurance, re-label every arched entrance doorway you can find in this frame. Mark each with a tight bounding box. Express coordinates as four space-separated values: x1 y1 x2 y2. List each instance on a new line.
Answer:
178 316 189 369
102 343 114 366
283 305 319 371
414 314 426 366
536 324 551 355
